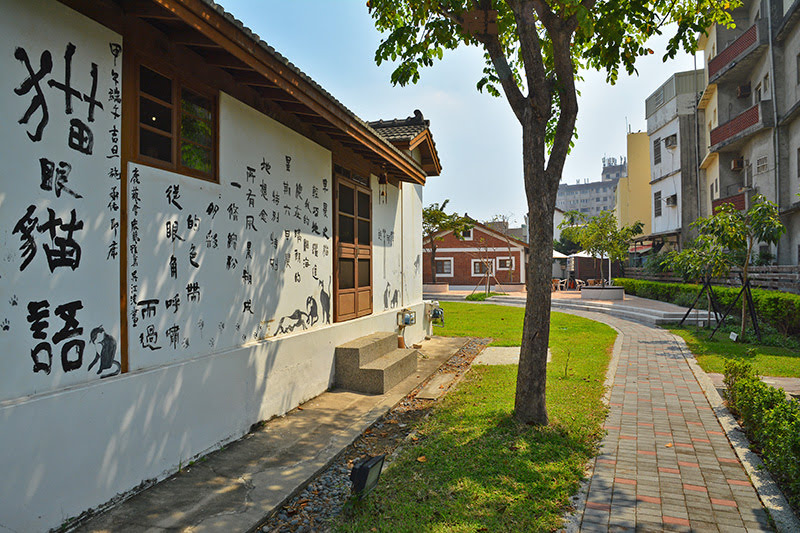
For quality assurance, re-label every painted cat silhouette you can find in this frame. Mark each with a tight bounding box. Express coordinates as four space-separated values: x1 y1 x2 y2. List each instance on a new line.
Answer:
88 326 120 378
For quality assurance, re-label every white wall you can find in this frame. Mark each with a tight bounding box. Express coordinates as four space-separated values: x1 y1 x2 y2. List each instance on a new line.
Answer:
0 0 122 400
372 176 403 312
0 2 430 530
127 94 333 369
652 175 682 234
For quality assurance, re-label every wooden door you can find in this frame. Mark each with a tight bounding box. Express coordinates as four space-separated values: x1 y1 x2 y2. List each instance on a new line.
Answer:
334 171 372 321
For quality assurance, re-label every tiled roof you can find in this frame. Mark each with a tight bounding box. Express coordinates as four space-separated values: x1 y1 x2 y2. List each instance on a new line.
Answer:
368 110 430 142
195 0 424 176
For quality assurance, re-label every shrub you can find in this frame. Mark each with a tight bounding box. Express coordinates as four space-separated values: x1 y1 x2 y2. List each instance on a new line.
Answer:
614 278 800 338
724 360 800 508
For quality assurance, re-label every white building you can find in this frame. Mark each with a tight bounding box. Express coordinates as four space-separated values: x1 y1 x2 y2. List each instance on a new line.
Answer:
645 70 704 249
0 1 440 530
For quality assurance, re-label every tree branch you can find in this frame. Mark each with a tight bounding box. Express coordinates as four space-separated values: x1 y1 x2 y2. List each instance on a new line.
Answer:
508 0 548 106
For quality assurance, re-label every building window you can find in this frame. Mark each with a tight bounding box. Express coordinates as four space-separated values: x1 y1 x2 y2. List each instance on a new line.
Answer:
797 148 800 177
459 228 473 240
497 257 514 271
763 74 769 96
755 83 762 103
654 191 662 217
137 64 217 181
756 156 768 174
653 138 661 165
434 258 453 277
797 54 800 84
472 259 493 276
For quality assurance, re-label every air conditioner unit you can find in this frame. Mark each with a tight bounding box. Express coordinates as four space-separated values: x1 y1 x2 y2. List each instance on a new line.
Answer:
665 194 678 207
664 134 677 148
731 157 744 171
737 83 751 98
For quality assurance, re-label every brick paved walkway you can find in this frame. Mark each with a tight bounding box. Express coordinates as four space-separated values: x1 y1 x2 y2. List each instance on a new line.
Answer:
569 311 773 532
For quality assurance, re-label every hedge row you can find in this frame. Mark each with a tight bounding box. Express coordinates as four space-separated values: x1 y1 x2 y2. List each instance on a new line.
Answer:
613 278 800 336
724 360 800 508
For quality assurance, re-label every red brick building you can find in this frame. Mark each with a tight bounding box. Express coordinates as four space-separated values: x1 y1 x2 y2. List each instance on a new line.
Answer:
423 222 528 288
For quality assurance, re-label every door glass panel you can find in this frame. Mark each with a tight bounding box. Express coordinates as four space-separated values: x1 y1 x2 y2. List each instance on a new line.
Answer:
358 259 370 287
140 97 172 133
140 129 172 163
339 258 354 290
140 66 172 103
357 191 370 218
358 219 370 245
339 184 354 215
339 215 354 244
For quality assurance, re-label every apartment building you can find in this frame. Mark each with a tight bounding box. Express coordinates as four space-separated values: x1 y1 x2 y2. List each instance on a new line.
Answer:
698 0 800 264
556 157 623 215
645 70 705 249
615 132 653 238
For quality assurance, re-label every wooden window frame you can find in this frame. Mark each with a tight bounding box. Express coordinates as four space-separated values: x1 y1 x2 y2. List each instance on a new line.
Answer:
471 258 493 277
434 257 453 277
129 53 219 183
496 256 515 271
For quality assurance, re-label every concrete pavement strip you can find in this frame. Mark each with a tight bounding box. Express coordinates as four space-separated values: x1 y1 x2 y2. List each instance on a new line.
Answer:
73 336 470 533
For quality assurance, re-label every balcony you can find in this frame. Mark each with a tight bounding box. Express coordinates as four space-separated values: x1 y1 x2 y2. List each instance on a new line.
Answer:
709 101 773 152
708 20 768 84
712 192 746 212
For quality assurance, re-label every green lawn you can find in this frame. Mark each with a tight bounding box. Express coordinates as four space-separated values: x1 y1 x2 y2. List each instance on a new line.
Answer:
668 325 800 377
335 303 616 532
433 301 524 345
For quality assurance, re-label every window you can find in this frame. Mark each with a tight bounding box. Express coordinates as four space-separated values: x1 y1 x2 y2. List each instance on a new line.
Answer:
797 148 800 177
654 191 662 217
459 228 473 240
434 258 453 277
471 259 493 276
137 64 217 181
763 74 770 96
797 54 800 85
497 257 514 271
653 138 662 165
756 156 768 174
755 83 762 103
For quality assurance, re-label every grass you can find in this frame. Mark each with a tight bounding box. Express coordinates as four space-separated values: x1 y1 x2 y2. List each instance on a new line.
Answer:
434 301 524 346
465 291 505 301
667 325 800 377
335 303 616 532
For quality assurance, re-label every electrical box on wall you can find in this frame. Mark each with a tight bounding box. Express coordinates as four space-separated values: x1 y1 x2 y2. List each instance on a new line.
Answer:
397 309 417 327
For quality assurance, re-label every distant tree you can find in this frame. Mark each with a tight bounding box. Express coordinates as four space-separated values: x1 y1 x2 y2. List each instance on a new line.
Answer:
689 194 785 337
553 234 581 256
423 200 473 283
369 0 735 425
559 210 643 285
487 213 517 283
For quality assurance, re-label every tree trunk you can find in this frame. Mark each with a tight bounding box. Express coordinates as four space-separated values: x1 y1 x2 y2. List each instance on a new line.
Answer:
514 117 557 426
430 241 438 285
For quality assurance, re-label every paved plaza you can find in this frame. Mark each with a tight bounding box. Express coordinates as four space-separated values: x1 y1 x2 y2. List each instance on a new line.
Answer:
567 310 775 532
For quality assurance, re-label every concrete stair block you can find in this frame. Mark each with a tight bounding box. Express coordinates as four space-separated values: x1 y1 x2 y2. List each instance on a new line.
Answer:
335 332 418 395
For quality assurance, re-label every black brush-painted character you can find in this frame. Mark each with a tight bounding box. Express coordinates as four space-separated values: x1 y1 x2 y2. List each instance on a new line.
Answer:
391 289 399 308
88 325 120 378
306 296 318 327
274 309 308 335
383 282 391 310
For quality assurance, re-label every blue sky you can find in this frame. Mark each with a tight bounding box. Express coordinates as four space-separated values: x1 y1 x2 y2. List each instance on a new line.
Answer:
220 1 699 225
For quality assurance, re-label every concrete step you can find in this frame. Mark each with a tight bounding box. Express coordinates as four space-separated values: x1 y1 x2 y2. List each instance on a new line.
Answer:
335 333 418 395
548 298 717 326
487 295 718 326
335 331 398 368
359 348 419 395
